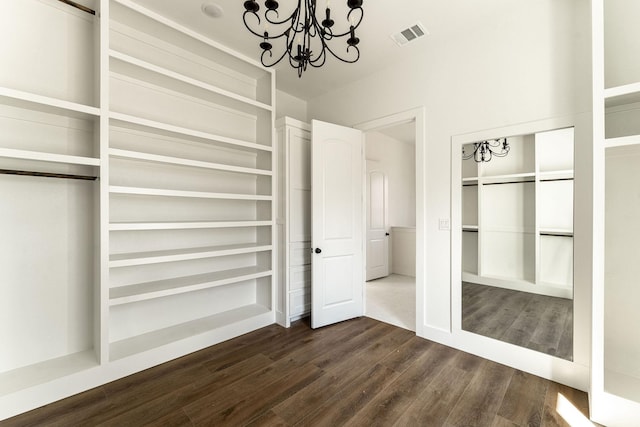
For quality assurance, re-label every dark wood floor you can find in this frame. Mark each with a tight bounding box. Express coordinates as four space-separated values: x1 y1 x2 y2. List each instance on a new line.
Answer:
2 317 591 427
462 282 573 361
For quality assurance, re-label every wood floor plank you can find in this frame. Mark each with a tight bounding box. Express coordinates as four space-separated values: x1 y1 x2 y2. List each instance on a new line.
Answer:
379 335 433 374
272 326 413 425
541 382 596 427
344 342 459 426
2 317 593 427
392 362 474 427
96 383 197 427
188 363 323 426
497 369 548 427
299 364 399 426
0 387 110 427
243 410 288 427
491 415 520 427
140 409 193 427
196 353 275 389
443 359 514 427
310 322 397 371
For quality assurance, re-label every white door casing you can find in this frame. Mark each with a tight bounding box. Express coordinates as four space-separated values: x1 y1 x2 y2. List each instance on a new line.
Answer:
311 119 364 329
366 160 389 281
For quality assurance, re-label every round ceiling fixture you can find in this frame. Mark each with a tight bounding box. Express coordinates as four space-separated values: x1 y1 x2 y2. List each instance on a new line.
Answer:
201 2 224 19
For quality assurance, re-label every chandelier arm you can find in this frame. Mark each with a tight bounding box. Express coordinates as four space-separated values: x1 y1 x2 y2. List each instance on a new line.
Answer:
320 43 360 64
308 43 328 68
263 8 296 26
326 8 363 38
261 46 289 67
242 11 265 38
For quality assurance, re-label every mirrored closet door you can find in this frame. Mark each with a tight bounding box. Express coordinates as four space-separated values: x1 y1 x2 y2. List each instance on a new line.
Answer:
461 127 574 360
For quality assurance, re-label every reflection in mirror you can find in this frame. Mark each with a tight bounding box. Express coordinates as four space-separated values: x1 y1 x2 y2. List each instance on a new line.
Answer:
461 128 574 361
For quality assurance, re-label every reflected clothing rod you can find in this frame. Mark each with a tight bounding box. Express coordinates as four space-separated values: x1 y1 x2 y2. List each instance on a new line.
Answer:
57 0 96 15
0 169 97 181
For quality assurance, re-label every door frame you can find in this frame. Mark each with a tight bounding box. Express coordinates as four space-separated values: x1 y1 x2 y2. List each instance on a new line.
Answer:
354 107 426 334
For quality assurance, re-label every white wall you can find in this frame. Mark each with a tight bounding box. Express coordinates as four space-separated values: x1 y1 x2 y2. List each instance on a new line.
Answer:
276 89 308 123
309 0 591 342
365 131 415 227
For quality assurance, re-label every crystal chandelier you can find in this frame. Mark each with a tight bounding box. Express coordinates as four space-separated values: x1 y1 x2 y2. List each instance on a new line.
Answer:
462 138 510 163
242 0 364 77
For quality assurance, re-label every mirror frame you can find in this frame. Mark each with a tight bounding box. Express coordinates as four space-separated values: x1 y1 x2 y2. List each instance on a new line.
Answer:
450 114 590 390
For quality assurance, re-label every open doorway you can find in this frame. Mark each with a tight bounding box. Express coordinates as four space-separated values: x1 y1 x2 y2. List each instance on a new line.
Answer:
362 119 417 332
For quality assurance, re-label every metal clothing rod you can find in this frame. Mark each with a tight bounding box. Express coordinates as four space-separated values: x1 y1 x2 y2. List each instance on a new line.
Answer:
482 179 535 186
0 169 97 181
56 0 96 15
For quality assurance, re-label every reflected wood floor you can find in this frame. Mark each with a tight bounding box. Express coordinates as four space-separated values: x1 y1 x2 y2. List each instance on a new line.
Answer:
3 317 591 427
462 282 573 361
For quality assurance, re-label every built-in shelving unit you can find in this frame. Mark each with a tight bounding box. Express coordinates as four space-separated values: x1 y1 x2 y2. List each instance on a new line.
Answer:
461 129 574 299
107 0 274 363
0 0 102 414
0 0 275 421
591 1 640 424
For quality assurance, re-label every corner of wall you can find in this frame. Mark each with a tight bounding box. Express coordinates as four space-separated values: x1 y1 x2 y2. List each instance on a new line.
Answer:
275 89 309 123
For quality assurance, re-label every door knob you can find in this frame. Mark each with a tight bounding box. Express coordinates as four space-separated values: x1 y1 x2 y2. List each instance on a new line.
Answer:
385 232 390 236
315 248 322 254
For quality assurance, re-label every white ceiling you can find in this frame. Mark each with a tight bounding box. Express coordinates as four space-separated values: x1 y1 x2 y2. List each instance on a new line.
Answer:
129 0 510 100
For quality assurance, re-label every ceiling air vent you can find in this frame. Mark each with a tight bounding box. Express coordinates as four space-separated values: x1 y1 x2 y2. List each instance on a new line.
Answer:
391 22 428 47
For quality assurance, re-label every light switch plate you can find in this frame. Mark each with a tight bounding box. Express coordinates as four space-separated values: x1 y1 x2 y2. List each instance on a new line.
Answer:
439 218 450 230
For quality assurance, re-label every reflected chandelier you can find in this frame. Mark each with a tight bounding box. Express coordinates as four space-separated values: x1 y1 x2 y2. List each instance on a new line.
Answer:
462 138 510 163
242 0 364 77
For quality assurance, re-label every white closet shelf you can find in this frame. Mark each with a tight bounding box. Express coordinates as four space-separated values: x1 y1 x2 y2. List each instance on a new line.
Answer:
110 112 272 153
109 220 272 231
605 135 640 148
109 148 271 176
483 226 535 234
109 266 272 305
0 350 97 396
110 243 273 268
109 186 272 201
539 170 573 181
604 82 640 108
539 228 573 237
109 304 272 361
112 0 269 79
110 50 273 113
480 172 536 184
0 86 99 119
0 148 100 166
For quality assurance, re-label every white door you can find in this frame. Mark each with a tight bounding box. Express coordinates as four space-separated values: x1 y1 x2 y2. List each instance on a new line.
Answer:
366 161 389 281
311 120 364 329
